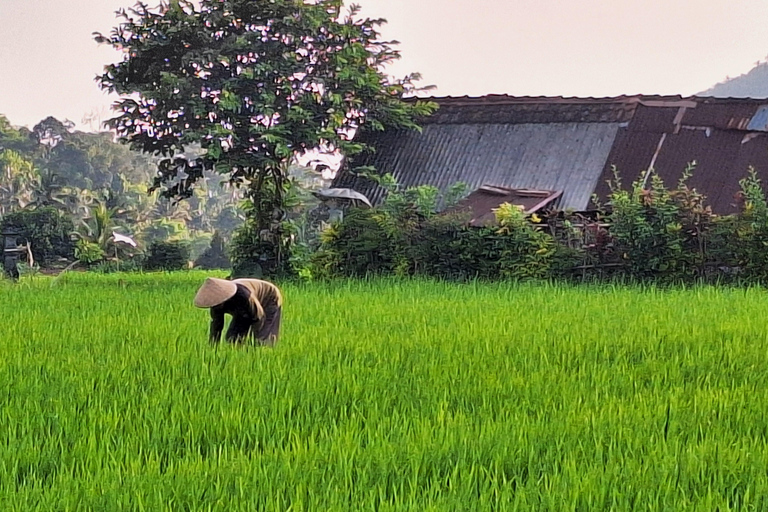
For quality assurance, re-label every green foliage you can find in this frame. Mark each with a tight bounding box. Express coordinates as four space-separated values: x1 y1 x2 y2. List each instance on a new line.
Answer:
311 175 442 279
0 207 75 266
310 208 395 278
0 114 35 155
494 203 556 280
363 174 471 277
229 177 296 278
311 165 768 284
444 181 471 208
187 232 213 262
605 163 717 281
193 231 230 270
229 212 292 279
80 200 119 250
74 239 104 266
95 0 437 252
407 213 501 280
229 175 328 278
285 224 315 282
143 240 190 271
386 184 442 218
723 167 768 282
91 257 143 274
312 178 557 281
0 114 245 269
139 218 189 245
0 149 38 215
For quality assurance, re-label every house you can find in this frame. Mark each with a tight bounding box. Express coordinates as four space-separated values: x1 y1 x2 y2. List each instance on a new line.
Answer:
332 94 768 216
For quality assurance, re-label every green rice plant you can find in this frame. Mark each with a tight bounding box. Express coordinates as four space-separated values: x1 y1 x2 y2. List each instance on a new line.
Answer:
0 273 768 510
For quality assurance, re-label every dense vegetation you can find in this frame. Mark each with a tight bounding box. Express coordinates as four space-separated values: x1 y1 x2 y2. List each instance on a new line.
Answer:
94 0 436 275
310 165 768 285
0 114 243 267
1 272 768 510
5 110 768 287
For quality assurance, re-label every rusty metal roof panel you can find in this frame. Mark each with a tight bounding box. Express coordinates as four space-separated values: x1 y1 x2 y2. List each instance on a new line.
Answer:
336 94 768 216
680 101 765 131
404 94 768 130
446 186 563 226
626 105 680 133
592 126 768 214
335 122 622 211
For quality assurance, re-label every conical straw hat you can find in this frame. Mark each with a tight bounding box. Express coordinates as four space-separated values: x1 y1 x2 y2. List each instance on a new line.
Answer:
193 277 238 308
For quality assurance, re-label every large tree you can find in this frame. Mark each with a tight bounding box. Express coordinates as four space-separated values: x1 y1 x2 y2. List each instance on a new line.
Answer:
95 0 436 228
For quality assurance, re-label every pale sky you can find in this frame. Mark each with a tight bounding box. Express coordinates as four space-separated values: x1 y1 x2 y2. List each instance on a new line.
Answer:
1 0 768 130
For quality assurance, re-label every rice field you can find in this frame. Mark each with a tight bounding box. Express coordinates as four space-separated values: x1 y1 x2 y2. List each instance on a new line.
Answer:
1 272 768 510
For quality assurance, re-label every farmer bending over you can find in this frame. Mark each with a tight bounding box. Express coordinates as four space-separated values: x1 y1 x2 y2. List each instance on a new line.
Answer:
193 277 283 346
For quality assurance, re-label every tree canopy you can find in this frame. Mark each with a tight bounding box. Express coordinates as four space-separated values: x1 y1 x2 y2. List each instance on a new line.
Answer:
0 113 244 266
95 0 436 221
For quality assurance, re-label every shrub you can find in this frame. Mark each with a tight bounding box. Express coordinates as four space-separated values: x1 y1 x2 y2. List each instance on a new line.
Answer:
605 164 716 282
312 201 560 282
188 233 213 262
408 213 500 280
229 218 284 278
92 257 143 274
143 240 190 271
724 167 768 282
194 231 231 270
75 239 104 266
229 186 296 279
494 203 556 280
310 208 394 279
308 166 768 284
311 168 563 281
0 207 75 267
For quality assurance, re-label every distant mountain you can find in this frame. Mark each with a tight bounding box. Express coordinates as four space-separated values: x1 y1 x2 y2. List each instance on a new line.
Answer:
699 61 768 98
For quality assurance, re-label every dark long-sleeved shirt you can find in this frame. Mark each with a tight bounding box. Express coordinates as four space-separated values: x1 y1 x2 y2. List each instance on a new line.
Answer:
209 279 282 343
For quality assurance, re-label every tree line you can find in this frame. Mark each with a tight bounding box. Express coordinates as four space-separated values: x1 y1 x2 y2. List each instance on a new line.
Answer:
4 0 437 275
0 114 243 269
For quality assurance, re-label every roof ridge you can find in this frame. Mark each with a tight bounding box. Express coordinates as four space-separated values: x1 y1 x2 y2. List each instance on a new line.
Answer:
405 93 768 104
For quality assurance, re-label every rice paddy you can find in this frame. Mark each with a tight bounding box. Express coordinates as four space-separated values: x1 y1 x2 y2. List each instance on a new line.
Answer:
1 272 768 510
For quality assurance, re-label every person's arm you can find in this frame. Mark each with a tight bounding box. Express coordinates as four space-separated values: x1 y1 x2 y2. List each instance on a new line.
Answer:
209 308 224 344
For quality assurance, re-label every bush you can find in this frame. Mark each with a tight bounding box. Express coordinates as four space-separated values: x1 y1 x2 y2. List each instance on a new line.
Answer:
407 213 500 280
142 240 190 271
194 231 231 270
723 167 768 282
312 198 558 282
0 207 75 267
605 164 717 282
494 203 556 280
75 239 104 266
310 208 395 279
308 166 768 285
229 218 281 279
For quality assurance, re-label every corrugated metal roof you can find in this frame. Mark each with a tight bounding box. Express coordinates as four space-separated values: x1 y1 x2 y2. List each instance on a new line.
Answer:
586 95 768 214
417 96 638 125
336 122 621 211
681 101 765 131
337 94 768 216
592 126 768 214
445 186 562 226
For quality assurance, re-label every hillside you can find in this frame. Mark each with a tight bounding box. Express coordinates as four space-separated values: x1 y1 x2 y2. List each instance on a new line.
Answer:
699 61 768 98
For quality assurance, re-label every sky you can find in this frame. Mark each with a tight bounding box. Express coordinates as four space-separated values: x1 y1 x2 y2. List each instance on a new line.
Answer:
1 0 768 130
